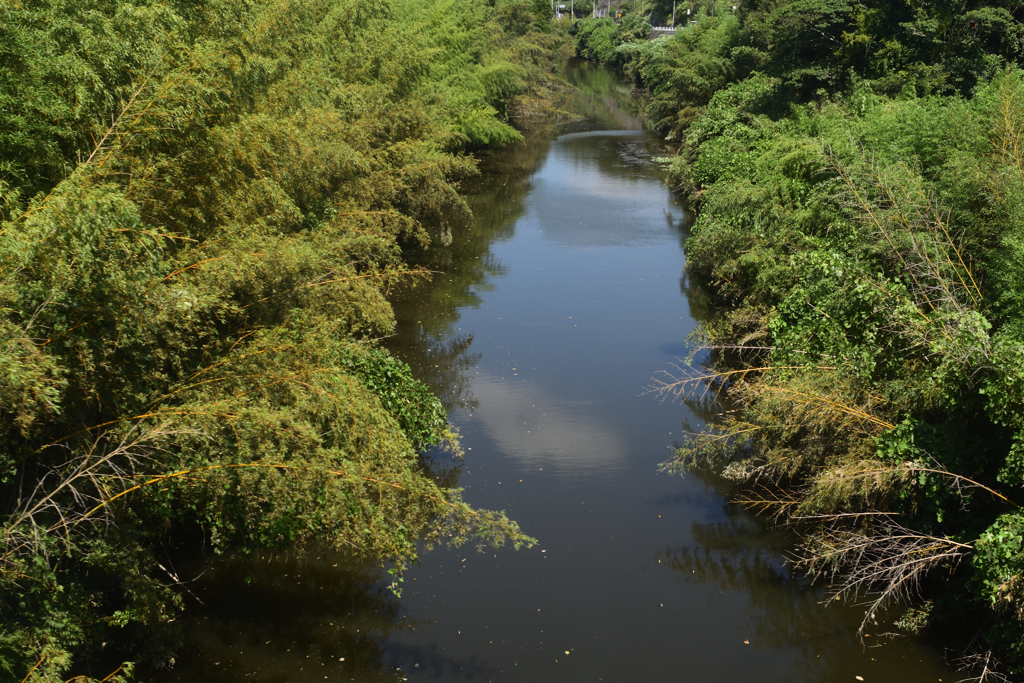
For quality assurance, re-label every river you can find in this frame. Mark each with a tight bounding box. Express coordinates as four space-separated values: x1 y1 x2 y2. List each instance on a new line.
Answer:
147 61 958 683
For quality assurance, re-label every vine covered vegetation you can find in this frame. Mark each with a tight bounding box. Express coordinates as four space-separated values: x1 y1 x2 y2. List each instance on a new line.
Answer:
0 0 568 680
575 0 1024 676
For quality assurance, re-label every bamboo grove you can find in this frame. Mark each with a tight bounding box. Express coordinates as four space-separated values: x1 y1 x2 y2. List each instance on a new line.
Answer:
573 0 1024 677
0 0 569 680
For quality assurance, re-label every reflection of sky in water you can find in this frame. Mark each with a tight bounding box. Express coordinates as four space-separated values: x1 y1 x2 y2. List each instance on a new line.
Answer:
469 375 626 472
528 131 686 248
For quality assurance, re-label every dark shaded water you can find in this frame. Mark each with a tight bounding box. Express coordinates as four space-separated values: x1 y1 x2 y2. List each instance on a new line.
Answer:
148 61 957 683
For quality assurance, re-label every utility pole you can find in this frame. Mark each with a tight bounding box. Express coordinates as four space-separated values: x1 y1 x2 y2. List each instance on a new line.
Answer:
672 0 675 24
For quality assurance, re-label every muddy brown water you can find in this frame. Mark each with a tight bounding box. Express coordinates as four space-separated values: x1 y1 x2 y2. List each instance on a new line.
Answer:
147 60 958 683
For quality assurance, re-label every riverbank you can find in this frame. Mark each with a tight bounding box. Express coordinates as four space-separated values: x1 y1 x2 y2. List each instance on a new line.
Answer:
572 3 1024 676
0 2 570 680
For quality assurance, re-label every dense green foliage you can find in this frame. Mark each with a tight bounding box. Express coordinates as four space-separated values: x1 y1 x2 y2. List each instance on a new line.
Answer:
571 14 652 65
0 0 568 680
575 0 1024 676
576 0 1024 136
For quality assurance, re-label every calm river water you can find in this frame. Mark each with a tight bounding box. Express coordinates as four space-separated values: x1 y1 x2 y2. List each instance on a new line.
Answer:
148 61 958 683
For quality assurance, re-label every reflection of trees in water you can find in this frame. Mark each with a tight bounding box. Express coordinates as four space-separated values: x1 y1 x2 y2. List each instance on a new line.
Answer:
679 272 715 325
420 444 464 492
554 133 678 180
671 385 726 436
389 61 672 418
561 59 642 130
150 552 412 683
383 642 496 681
665 204 689 247
413 332 481 413
657 513 912 681
658 521 828 657
155 477 514 683
659 518 795 597
387 127 552 416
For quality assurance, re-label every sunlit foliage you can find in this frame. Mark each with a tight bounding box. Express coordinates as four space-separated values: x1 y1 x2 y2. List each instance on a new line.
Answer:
657 62 1024 679
588 0 1024 676
0 0 567 680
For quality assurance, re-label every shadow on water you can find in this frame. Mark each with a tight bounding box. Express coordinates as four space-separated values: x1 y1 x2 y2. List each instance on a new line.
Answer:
143 553 409 683
656 503 958 683
141 551 504 683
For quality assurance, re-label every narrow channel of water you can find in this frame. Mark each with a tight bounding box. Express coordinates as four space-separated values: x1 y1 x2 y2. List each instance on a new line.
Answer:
145 61 958 683
383 60 958 683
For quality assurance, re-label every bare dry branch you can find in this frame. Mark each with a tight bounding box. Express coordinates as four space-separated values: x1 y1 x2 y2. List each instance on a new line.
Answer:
796 519 972 633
